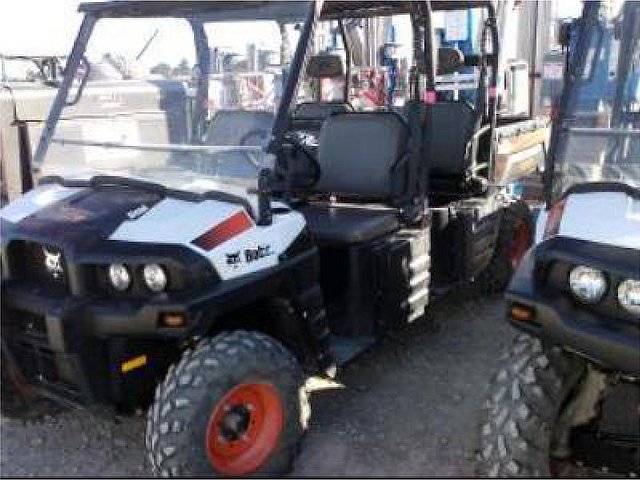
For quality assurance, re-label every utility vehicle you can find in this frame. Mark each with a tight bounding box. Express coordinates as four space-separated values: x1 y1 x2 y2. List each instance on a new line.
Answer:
478 1 640 477
2 1 541 476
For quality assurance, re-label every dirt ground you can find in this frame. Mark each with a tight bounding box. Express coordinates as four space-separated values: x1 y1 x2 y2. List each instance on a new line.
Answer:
0 290 515 477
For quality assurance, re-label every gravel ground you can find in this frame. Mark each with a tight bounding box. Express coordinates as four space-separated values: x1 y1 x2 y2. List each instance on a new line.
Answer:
1 290 515 477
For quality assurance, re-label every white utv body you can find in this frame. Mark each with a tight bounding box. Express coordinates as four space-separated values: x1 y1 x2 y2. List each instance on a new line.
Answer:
479 1 639 476
1 1 540 476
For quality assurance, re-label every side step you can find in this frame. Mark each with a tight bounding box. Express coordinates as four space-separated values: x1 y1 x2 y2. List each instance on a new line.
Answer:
327 334 375 365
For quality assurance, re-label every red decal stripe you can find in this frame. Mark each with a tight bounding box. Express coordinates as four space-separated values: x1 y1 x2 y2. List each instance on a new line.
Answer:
192 211 253 251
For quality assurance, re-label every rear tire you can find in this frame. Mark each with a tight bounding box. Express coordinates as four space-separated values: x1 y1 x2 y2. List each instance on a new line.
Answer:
145 330 308 477
477 334 585 477
477 200 532 293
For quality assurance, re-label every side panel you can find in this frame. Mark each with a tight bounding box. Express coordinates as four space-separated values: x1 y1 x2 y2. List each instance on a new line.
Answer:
430 207 466 289
430 195 506 288
317 227 430 339
109 199 306 281
372 228 431 327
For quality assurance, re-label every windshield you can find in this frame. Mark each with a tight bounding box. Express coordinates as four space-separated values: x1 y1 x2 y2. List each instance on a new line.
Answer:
551 2 640 197
1 56 64 83
35 2 310 204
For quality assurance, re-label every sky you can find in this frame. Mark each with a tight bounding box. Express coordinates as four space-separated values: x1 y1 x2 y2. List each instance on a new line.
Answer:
0 0 288 71
1 0 588 70
0 0 84 56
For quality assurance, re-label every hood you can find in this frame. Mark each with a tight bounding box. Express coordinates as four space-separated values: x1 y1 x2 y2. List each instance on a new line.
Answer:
1 184 163 249
0 183 307 282
557 185 640 250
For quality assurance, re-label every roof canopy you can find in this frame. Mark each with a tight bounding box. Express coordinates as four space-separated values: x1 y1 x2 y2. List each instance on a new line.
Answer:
79 0 494 20
78 1 310 22
321 0 493 18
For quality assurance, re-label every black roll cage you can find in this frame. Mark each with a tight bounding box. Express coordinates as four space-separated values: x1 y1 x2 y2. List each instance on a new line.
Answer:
299 0 500 206
32 0 501 220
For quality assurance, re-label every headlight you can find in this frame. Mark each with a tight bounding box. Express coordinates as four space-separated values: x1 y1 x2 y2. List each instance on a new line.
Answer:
568 266 607 303
143 263 168 292
617 279 640 315
108 263 131 291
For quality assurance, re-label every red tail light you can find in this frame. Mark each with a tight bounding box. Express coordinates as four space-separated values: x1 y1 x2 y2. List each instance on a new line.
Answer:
543 200 566 239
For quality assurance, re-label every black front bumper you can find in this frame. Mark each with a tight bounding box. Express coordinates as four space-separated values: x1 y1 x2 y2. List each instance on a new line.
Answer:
506 238 640 375
1 283 190 408
1 248 322 407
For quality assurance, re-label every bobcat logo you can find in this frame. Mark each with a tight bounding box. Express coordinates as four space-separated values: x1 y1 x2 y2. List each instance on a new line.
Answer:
42 247 64 279
225 251 242 269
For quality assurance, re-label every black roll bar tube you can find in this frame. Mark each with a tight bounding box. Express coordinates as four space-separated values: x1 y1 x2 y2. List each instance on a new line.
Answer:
612 2 640 128
32 13 97 169
422 0 437 102
484 2 500 182
338 19 352 102
189 19 210 143
409 2 425 101
268 1 322 153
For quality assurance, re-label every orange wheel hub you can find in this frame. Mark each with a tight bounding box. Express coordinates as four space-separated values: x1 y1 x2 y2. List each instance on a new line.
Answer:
205 383 283 476
509 220 532 269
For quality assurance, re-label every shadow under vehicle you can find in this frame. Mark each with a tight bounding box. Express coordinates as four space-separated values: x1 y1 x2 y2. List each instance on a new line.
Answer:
3 1 544 476
478 1 639 476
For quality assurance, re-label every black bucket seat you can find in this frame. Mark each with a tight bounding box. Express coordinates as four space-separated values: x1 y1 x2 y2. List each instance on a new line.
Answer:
299 112 409 245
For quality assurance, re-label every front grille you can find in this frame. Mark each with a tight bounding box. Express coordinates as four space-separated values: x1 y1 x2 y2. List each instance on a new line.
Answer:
2 308 83 403
7 241 70 296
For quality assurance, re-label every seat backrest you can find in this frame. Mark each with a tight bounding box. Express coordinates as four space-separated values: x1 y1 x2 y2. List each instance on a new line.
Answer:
205 110 274 146
316 112 408 200
425 101 475 177
290 101 353 138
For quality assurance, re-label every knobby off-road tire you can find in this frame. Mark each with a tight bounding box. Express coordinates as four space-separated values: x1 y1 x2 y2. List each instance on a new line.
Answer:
478 333 585 477
477 200 533 293
145 330 309 477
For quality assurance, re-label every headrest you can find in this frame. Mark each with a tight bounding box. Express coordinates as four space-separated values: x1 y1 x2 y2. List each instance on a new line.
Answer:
293 102 353 120
437 47 465 75
306 54 344 78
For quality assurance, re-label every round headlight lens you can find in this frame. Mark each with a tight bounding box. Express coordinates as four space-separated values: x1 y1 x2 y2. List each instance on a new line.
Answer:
143 263 168 292
108 263 131 291
617 279 640 315
568 266 607 303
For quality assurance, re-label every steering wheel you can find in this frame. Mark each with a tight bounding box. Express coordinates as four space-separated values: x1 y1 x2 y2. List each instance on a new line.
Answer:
280 132 321 189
